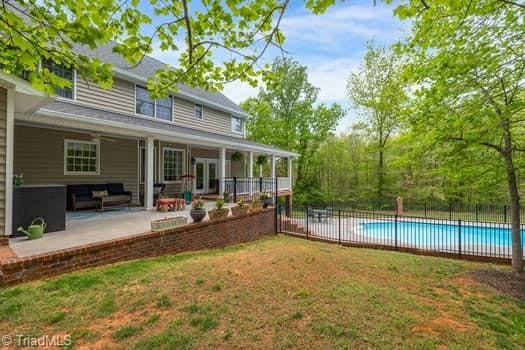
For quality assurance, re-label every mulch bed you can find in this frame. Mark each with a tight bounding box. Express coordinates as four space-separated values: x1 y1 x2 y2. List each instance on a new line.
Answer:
470 269 525 300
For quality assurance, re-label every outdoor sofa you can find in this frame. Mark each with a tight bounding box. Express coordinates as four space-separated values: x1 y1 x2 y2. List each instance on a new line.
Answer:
67 183 132 211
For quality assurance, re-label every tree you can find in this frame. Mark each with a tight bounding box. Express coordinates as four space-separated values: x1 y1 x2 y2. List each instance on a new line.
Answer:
346 43 405 204
241 57 344 203
0 0 337 96
393 0 525 272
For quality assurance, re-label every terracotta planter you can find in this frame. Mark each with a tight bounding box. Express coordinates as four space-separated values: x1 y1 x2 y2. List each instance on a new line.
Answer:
231 206 249 217
190 208 207 222
208 208 230 220
250 202 263 213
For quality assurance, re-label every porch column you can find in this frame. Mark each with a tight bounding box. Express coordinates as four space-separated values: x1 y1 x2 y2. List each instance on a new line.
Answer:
271 154 276 179
248 152 253 178
219 146 226 197
288 157 293 191
3 87 14 238
144 136 155 209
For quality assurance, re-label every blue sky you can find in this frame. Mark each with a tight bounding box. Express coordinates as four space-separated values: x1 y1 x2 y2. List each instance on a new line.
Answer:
149 0 406 133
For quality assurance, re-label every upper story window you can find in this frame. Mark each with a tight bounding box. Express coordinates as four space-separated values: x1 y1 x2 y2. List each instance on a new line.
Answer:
231 116 244 134
42 60 74 99
64 139 99 175
135 85 173 121
194 103 203 120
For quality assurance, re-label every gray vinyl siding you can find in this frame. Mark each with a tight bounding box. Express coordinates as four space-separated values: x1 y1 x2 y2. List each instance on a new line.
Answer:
75 77 242 138
0 88 6 234
76 77 135 115
172 96 240 137
13 125 139 204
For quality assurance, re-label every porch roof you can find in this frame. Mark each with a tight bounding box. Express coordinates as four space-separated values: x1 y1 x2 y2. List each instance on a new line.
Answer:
33 100 298 157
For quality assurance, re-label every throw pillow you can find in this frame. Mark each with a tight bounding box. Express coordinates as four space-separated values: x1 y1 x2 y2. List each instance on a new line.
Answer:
92 190 108 198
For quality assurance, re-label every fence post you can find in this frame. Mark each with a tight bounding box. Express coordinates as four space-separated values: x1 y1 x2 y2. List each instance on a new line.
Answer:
395 214 398 250
338 210 341 244
475 204 479 221
259 177 263 193
274 177 278 206
275 203 279 234
503 205 507 223
424 203 427 218
233 177 237 203
306 207 309 240
449 203 452 220
458 219 462 256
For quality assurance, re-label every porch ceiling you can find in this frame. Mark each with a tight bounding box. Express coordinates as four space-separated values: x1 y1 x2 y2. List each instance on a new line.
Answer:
16 100 298 157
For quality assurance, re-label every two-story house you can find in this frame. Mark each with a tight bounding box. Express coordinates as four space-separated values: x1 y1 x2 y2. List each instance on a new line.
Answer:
0 41 295 238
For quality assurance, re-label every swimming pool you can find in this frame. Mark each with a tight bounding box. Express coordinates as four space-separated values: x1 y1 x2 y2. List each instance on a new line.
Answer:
360 221 525 249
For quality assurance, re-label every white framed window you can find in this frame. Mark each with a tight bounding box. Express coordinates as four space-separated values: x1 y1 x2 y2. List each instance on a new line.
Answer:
194 103 203 120
42 59 75 99
64 139 99 175
231 116 244 134
135 85 173 121
162 148 184 182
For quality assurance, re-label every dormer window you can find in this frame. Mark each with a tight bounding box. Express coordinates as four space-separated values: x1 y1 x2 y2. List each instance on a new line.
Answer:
135 85 173 121
194 103 203 120
231 116 244 134
42 59 74 99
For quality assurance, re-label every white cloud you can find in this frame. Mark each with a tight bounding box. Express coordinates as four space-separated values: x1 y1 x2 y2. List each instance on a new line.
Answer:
281 5 400 45
223 80 259 104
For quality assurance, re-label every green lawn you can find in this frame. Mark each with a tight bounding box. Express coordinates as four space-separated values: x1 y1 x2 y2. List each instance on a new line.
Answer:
1 236 523 349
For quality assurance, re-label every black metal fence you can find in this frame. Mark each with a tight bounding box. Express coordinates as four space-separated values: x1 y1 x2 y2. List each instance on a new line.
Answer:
222 177 278 203
279 206 525 261
317 200 525 223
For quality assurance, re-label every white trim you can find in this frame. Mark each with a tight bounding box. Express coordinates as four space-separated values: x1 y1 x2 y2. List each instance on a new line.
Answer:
139 145 159 184
194 103 204 120
161 146 185 184
27 109 299 157
5 88 15 236
63 139 101 175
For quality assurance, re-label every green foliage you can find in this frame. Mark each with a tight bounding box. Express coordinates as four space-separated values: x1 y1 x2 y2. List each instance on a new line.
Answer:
1 0 338 97
242 57 344 203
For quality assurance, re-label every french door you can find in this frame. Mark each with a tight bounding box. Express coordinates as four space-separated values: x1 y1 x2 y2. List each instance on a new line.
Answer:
194 158 218 194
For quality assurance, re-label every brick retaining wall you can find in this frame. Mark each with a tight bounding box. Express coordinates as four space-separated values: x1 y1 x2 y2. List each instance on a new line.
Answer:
0 209 275 286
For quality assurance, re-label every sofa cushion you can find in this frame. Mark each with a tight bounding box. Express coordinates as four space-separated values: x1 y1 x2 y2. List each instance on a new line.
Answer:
106 183 125 195
88 184 107 193
75 195 95 202
68 184 91 197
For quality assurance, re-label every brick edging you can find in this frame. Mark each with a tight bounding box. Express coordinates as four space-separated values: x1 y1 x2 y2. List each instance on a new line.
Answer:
0 209 276 286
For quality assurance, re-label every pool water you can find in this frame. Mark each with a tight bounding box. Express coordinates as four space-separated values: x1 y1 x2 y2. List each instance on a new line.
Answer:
360 221 525 248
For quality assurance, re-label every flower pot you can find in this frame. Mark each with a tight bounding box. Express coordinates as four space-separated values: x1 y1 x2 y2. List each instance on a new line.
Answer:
262 198 273 209
208 208 230 220
190 208 207 222
231 206 249 217
151 216 187 231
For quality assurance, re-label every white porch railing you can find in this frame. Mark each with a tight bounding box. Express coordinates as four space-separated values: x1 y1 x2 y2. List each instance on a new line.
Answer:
277 177 291 191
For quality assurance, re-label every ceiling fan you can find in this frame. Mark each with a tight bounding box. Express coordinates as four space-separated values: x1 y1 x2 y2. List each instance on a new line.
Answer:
89 133 117 143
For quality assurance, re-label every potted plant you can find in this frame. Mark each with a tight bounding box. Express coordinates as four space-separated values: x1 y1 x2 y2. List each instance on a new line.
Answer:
190 198 206 223
260 192 273 208
182 174 195 204
250 198 263 212
14 173 24 187
223 191 232 203
208 199 229 220
231 151 243 162
231 200 249 216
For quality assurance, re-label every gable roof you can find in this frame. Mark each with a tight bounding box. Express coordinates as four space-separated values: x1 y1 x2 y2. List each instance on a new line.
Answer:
72 42 247 117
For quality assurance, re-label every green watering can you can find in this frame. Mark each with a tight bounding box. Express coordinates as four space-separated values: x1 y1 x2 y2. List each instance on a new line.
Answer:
17 218 46 240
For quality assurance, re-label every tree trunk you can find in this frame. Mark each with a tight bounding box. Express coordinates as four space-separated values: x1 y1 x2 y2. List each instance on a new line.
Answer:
377 146 385 205
501 130 523 273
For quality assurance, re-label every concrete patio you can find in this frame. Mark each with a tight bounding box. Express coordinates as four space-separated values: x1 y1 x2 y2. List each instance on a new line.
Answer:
10 201 235 257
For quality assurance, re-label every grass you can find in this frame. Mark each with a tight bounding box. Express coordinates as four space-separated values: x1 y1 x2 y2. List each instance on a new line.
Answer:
0 235 523 349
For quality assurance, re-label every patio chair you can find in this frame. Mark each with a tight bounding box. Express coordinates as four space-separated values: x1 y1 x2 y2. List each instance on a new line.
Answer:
307 206 330 223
